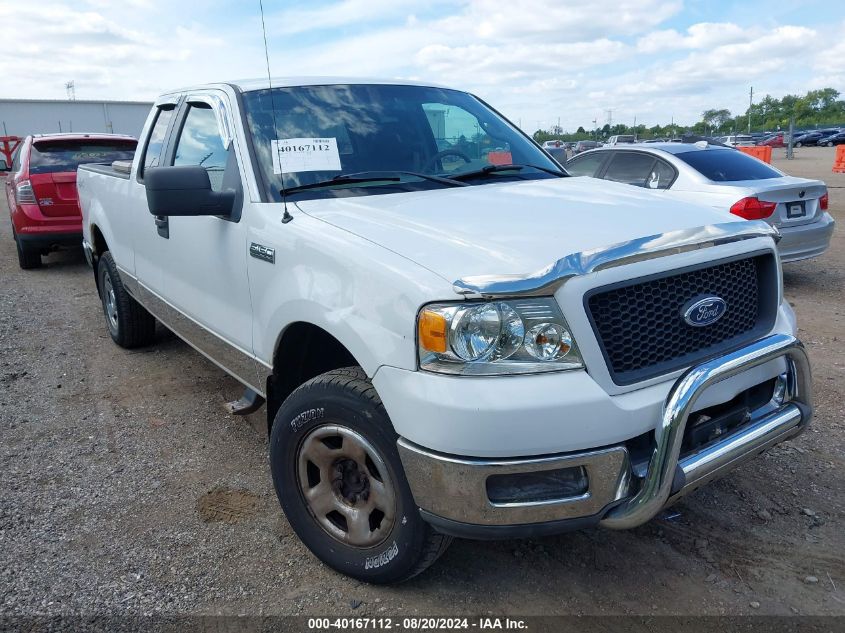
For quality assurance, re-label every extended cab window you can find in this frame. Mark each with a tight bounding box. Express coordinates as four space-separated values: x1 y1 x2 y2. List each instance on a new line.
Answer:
603 152 657 187
141 105 175 176
172 103 228 191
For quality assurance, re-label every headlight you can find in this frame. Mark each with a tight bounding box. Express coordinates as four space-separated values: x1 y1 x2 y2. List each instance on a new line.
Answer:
418 298 584 375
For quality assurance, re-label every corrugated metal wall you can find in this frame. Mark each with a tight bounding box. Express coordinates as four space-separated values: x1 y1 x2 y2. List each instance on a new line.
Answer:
0 100 153 138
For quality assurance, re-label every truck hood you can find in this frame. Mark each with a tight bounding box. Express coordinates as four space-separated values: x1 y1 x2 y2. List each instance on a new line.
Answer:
295 177 739 284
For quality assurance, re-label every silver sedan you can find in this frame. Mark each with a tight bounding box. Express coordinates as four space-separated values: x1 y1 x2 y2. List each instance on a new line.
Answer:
565 142 835 262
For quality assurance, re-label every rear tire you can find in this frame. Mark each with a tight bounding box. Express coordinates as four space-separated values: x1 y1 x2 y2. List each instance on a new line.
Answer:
269 367 452 584
97 251 156 348
15 234 42 269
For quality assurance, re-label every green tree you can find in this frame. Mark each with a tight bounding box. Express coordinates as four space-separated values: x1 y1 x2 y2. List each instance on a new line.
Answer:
701 108 732 133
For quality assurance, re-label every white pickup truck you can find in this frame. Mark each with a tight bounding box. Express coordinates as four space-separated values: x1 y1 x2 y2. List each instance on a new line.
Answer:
78 78 813 583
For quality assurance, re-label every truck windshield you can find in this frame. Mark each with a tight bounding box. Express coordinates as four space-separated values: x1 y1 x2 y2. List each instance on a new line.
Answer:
30 140 137 175
241 84 561 201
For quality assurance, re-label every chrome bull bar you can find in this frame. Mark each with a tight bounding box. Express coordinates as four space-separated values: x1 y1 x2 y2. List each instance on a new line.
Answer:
600 333 812 530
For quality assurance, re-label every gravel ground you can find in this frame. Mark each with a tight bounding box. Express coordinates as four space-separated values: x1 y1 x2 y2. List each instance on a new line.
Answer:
0 147 843 619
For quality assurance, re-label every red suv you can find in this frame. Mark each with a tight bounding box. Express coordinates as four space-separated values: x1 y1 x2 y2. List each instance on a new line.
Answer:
4 133 136 269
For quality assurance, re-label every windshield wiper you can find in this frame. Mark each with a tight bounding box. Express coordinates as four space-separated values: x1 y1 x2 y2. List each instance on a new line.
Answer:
445 163 568 181
282 170 467 196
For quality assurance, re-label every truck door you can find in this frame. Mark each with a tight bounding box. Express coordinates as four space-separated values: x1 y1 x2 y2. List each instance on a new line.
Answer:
138 92 260 392
133 98 180 296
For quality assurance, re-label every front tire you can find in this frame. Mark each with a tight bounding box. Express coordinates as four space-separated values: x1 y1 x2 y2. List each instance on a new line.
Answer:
270 367 451 583
795 142 803 148
826 142 833 147
97 251 156 348
15 234 42 269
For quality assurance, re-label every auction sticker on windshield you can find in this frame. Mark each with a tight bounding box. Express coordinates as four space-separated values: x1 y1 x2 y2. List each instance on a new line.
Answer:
272 138 342 174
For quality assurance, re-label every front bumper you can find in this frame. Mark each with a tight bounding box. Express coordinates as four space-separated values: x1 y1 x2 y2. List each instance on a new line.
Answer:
777 212 835 263
398 333 812 538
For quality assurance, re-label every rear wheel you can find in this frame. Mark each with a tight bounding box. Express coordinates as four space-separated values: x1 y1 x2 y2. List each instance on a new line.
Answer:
97 251 156 348
14 234 42 269
795 142 803 148
270 367 452 583
826 141 833 147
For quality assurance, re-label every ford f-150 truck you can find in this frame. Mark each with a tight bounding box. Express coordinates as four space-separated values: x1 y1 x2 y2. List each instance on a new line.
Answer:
78 78 813 584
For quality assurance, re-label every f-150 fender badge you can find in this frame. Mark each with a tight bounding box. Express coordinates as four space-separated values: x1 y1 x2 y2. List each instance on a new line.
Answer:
249 242 275 264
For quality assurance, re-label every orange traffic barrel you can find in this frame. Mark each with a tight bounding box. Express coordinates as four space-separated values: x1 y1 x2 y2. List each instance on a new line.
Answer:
737 145 772 164
833 145 845 173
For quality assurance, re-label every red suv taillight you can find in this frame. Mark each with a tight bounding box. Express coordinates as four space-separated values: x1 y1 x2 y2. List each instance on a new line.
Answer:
820 191 829 211
15 180 37 205
730 196 777 220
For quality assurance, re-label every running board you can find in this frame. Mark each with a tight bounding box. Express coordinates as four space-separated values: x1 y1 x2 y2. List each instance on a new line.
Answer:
225 388 266 416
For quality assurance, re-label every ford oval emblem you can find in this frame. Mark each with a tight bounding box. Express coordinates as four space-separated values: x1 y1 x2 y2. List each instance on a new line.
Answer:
682 295 728 327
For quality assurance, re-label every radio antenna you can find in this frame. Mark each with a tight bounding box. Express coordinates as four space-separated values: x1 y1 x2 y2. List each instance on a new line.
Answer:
259 0 293 222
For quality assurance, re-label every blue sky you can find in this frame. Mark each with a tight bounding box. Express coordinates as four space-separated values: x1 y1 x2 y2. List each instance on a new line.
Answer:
0 0 842 132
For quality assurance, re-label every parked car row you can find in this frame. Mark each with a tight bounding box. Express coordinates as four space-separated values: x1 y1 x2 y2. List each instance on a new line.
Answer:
793 128 844 147
3 78 826 585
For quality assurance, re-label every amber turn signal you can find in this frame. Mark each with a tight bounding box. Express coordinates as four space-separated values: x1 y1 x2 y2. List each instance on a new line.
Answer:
419 310 448 353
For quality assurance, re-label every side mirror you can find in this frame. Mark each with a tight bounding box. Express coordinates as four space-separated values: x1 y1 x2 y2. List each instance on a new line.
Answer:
145 165 234 217
0 159 9 172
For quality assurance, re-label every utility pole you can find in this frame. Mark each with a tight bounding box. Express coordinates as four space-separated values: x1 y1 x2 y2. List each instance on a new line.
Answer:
787 117 795 160
747 86 753 134
65 80 75 101
633 115 637 140
592 118 597 140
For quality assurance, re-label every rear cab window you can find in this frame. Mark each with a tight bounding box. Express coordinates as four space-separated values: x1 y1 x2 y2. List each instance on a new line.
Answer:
29 140 137 174
676 149 781 181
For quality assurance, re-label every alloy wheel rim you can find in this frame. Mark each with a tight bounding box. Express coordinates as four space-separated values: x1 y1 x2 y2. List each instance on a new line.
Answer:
297 424 397 548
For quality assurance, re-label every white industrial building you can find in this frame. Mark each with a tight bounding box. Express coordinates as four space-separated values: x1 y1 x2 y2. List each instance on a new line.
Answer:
0 99 152 139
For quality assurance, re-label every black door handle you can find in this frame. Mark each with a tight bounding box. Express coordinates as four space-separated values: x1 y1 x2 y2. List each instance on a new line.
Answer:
154 215 169 239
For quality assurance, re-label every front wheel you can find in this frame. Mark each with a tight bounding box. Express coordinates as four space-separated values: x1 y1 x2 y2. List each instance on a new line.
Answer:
795 142 802 148
270 367 452 583
826 142 833 147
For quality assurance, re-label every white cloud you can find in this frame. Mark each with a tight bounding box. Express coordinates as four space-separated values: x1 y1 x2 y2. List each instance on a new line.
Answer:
637 22 749 53
0 1 838 133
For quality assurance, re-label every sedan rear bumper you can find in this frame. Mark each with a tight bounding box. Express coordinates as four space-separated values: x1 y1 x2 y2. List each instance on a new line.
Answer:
777 212 835 263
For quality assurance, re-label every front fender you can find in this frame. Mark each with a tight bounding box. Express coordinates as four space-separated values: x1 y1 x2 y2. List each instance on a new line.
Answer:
249 209 454 379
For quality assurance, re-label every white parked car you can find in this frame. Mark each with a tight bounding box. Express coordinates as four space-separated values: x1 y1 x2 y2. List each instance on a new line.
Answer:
606 134 635 146
717 134 755 147
78 78 813 583
565 142 834 262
